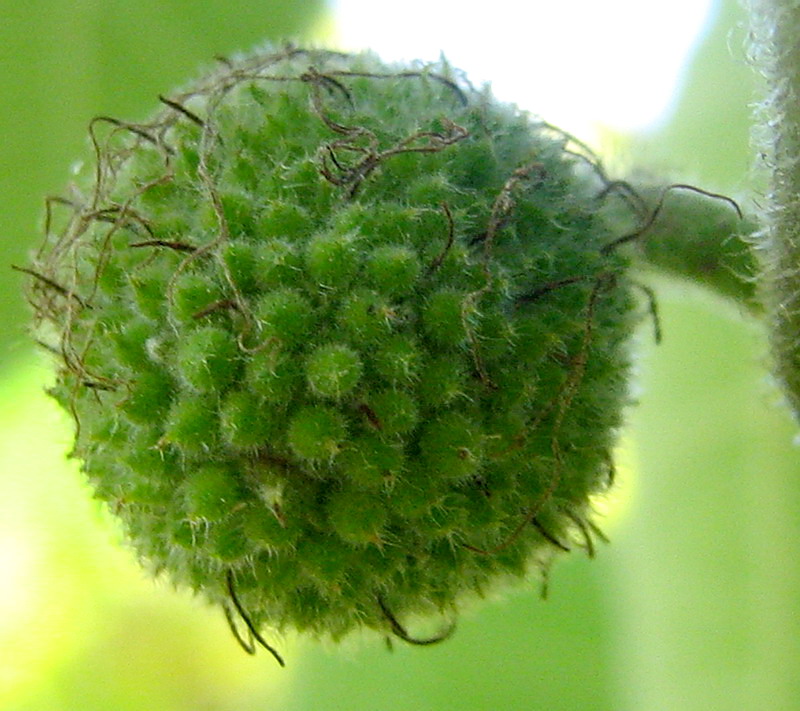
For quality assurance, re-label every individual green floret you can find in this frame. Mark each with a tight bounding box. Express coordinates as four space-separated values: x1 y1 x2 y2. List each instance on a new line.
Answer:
165 393 219 453
422 289 472 348
176 325 240 392
256 201 314 241
26 45 637 661
364 245 421 296
287 406 347 462
338 433 404 487
365 388 419 435
219 389 278 449
336 289 397 344
254 240 303 289
417 355 467 408
420 412 484 481
255 288 315 348
245 347 302 402
327 487 389 545
305 343 363 399
170 272 225 324
306 231 362 288
372 334 422 385
183 464 245 521
119 370 175 425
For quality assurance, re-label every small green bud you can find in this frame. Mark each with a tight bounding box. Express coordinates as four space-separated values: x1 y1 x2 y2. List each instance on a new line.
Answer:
305 343 363 399
338 433 404 487
245 347 301 402
202 191 256 238
372 334 422 384
183 463 244 521
256 201 313 241
256 288 314 347
365 388 419 435
111 317 155 371
165 393 219 453
391 474 442 519
219 389 277 449
422 289 470 348
420 412 483 481
221 240 260 293
287 406 346 462
306 231 361 288
327 487 388 544
297 535 354 587
209 518 252 562
417 355 467 408
120 370 174 425
254 240 303 289
243 505 299 549
176 325 240 392
129 262 176 322
170 272 224 324
364 245 420 296
336 289 397 344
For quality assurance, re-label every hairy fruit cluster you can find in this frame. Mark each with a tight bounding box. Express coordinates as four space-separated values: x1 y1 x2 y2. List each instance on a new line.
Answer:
28 46 635 656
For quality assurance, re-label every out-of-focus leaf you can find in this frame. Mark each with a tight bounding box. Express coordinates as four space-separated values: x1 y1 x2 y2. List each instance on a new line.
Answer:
638 0 756 190
612 0 800 706
285 557 617 711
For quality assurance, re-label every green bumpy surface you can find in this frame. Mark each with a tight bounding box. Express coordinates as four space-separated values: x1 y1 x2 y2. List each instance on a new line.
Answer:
30 47 635 647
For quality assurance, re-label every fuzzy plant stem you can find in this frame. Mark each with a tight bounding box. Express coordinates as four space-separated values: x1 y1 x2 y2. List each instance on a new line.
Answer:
620 185 760 311
614 7 800 707
749 0 800 419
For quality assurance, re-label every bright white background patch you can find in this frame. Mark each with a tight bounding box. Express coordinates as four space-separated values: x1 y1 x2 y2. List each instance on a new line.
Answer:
332 0 714 139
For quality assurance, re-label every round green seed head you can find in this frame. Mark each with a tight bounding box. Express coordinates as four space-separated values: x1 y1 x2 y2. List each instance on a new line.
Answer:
27 46 636 650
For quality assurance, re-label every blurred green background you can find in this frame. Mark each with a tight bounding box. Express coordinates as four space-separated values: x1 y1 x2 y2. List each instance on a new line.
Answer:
2 1 799 710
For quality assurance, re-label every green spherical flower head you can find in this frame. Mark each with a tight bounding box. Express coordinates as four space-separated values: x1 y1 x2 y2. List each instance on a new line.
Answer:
27 45 636 657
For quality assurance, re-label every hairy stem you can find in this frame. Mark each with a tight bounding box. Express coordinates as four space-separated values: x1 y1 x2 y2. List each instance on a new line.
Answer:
749 0 800 419
622 185 760 311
